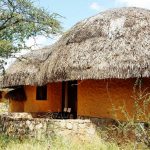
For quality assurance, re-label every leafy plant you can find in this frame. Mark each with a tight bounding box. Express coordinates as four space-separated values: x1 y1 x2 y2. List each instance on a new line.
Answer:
0 0 62 71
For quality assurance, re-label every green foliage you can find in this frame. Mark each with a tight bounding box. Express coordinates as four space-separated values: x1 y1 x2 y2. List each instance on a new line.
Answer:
0 134 119 150
0 0 62 70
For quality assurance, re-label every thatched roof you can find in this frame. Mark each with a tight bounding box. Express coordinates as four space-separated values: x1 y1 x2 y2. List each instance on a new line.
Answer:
0 46 53 87
1 7 150 87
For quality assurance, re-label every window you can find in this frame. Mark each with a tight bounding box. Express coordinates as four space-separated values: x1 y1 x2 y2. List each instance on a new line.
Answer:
36 85 47 100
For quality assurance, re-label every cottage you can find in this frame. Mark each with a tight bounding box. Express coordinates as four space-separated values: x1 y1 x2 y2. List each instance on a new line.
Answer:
1 7 150 121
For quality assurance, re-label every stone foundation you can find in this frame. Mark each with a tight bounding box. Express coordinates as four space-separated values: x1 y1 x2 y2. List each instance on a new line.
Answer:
0 113 100 139
1 113 149 146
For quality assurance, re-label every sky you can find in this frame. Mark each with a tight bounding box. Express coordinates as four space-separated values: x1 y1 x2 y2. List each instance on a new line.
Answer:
5 0 150 68
34 0 150 30
29 0 150 47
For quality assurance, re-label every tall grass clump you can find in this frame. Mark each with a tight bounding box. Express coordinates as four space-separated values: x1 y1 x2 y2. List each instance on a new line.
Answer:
102 78 150 149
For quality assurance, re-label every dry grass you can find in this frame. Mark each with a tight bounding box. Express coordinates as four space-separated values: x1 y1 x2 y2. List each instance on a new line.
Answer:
0 129 149 150
0 99 8 114
0 134 119 150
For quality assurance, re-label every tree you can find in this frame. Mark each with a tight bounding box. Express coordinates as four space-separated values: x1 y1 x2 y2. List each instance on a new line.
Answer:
0 0 62 71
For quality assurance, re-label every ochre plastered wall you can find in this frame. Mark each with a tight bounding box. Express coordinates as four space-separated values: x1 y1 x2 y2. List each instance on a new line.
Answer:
1 92 24 112
10 82 62 112
9 100 24 112
78 79 150 121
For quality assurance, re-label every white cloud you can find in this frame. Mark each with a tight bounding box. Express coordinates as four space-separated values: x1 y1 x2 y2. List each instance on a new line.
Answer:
90 2 102 11
115 0 150 9
26 35 60 50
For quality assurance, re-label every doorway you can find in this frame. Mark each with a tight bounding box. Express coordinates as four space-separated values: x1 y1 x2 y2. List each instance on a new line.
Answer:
62 81 77 118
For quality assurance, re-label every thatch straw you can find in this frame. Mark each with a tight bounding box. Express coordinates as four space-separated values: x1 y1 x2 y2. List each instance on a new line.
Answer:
4 86 27 101
1 7 150 87
0 46 53 87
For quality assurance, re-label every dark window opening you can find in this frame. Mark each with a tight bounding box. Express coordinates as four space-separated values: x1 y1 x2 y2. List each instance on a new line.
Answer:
36 85 47 100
